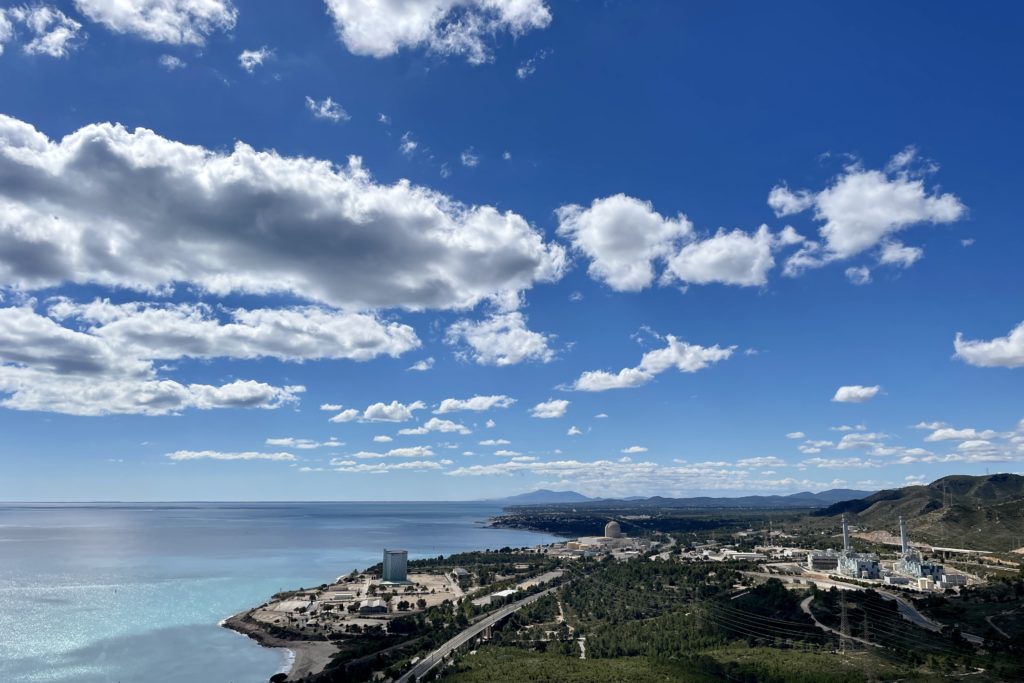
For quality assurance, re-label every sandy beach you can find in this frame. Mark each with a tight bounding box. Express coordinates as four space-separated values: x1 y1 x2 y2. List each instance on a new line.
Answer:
222 613 338 680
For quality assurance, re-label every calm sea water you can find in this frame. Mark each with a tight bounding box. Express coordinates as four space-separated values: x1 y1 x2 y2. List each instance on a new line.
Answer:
0 502 560 683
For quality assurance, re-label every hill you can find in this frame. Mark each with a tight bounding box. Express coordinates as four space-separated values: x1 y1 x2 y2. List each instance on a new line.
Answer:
536 488 874 510
488 489 593 504
813 473 1024 551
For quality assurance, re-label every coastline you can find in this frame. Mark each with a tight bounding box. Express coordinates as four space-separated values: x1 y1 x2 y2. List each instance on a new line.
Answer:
222 612 337 680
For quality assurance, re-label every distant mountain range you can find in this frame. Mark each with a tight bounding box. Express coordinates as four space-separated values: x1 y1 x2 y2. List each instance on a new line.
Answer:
491 488 873 509
487 489 594 504
813 473 1024 551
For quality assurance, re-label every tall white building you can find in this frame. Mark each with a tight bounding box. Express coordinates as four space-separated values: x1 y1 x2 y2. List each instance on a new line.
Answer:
382 549 408 583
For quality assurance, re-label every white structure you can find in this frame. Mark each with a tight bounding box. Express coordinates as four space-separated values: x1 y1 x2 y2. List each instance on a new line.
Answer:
894 516 944 580
604 520 623 539
837 514 880 579
382 548 409 583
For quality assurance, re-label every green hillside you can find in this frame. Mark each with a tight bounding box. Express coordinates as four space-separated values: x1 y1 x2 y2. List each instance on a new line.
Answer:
813 473 1024 551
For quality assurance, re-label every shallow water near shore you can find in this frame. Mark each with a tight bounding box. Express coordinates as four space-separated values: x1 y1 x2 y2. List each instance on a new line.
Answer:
0 502 559 683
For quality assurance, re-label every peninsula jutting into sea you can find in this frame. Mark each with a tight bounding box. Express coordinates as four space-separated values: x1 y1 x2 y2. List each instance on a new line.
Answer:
221 475 1024 683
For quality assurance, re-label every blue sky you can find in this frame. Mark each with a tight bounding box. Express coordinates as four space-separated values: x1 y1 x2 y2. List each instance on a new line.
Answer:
0 0 1022 501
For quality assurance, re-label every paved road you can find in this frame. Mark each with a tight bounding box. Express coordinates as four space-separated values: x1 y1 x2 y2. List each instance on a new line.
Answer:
397 587 557 682
800 595 881 649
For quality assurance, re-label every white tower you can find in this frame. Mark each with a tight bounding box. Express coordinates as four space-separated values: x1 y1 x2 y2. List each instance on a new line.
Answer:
841 514 850 553
899 516 909 555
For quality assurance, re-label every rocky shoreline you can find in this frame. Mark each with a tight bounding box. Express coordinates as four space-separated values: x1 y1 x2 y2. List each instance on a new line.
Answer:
222 611 338 681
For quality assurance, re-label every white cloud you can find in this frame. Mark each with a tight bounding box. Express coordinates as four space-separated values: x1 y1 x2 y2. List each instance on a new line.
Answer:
924 427 998 442
530 399 568 419
571 335 734 392
912 421 947 430
831 424 865 432
1 5 84 57
435 394 515 413
0 114 565 311
594 413 608 419
398 417 470 435
408 357 434 371
798 440 834 454
328 408 360 423
485 419 496 428
364 400 426 422
460 149 479 167
557 195 804 291
479 438 510 446
878 241 923 268
494 449 522 457
334 459 441 473
516 48 549 79
666 225 803 287
836 432 887 450
265 437 340 449
47 299 420 363
399 131 418 156
785 431 806 439
74 0 236 45
832 385 881 403
954 321 1024 368
373 435 392 442
556 194 692 292
0 305 303 416
802 457 881 469
158 54 185 70
446 312 554 366
322 0 551 64
779 154 965 273
567 425 582 436
167 450 297 462
239 46 273 72
346 446 434 459
306 96 350 122
737 456 786 468
845 266 871 286
320 403 343 411
961 238 974 247
621 445 647 454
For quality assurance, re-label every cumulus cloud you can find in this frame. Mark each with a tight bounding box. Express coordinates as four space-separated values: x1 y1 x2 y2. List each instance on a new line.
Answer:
373 435 393 442
74 0 236 45
408 357 434 371
786 431 806 439
1 5 83 57
0 114 565 311
265 437 341 449
571 335 734 392
398 417 470 435
567 425 582 436
322 0 551 64
46 299 420 362
556 194 692 292
327 400 425 423
530 399 568 419
666 225 803 287
435 394 515 413
0 305 303 415
446 312 555 366
460 149 479 167
836 432 887 450
479 438 510 446
801 457 881 469
832 385 881 403
239 46 272 72
306 96 350 122
845 266 871 286
167 450 297 462
778 152 965 274
334 459 442 473
344 446 434 459
494 449 521 457
556 195 804 291
621 445 647 454
158 54 185 70
954 321 1024 368
923 427 999 442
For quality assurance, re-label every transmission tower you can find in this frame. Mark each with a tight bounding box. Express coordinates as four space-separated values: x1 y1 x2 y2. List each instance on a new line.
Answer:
839 592 851 653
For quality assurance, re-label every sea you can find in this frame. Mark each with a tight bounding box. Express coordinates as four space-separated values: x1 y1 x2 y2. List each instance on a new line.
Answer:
0 502 561 683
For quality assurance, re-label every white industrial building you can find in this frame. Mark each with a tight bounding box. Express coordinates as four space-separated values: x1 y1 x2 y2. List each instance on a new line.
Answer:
382 548 409 583
836 515 881 579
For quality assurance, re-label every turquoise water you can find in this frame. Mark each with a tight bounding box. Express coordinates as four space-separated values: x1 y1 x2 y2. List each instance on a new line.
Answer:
0 502 559 683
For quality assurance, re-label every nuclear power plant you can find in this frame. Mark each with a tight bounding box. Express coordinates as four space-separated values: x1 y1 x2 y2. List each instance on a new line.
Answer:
893 516 945 580
382 548 409 583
